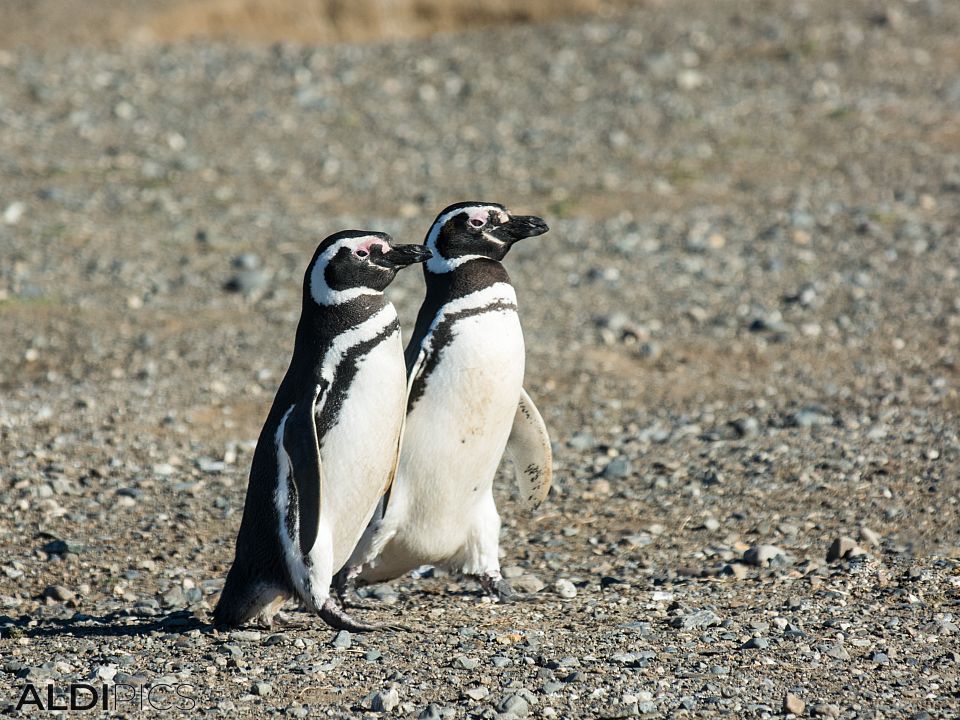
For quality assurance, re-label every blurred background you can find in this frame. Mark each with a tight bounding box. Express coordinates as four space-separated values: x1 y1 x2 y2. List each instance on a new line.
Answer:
0 1 959 712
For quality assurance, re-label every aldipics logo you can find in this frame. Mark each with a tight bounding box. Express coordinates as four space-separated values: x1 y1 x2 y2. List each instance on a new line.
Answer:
15 682 197 712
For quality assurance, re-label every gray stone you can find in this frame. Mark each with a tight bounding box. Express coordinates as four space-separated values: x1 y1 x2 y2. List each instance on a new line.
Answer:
670 610 722 630
43 585 75 602
602 456 632 479
554 579 577 599
497 694 530 718
371 687 400 712
511 575 546 594
783 693 805 715
251 681 272 697
452 655 480 670
743 544 786 567
330 630 352 649
827 536 865 562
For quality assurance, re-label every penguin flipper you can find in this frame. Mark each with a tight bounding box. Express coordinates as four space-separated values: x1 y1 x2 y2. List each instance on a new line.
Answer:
506 388 553 508
282 385 325 558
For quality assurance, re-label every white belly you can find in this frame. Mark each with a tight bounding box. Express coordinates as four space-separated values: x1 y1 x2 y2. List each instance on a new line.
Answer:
389 308 525 564
318 330 406 569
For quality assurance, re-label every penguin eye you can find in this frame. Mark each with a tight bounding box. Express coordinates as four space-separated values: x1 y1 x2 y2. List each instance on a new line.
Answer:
355 249 369 259
468 217 486 229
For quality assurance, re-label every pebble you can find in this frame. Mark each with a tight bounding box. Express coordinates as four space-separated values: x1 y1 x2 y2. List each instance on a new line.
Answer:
783 693 806 715
827 536 865 562
511 575 546 594
498 694 530 718
741 637 770 650
229 630 262 642
554 579 577 598
602 456 632 479
859 527 882 546
225 269 270 294
251 681 272 697
42 585 75 602
811 703 841 718
671 610 722 630
371 687 400 712
330 630 352 649
452 655 480 670
743 544 786 567
465 686 490 701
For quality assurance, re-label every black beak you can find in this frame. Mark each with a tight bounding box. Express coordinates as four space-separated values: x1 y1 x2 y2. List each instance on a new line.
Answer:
376 244 433 268
489 215 550 243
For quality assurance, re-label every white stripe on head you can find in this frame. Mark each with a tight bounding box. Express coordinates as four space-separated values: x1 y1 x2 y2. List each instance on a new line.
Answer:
309 235 390 306
425 204 508 274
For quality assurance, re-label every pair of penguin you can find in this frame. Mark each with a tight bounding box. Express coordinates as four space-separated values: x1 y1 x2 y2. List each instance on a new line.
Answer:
213 203 553 631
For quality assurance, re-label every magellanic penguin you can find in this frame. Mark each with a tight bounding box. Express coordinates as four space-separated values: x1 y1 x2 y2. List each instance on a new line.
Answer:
342 202 553 601
213 231 431 630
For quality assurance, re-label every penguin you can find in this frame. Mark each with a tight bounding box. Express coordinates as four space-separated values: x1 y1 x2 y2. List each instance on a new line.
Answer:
341 202 553 602
213 230 431 630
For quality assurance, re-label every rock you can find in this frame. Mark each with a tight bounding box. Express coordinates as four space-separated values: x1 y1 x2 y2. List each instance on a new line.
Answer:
42 585 75 602
783 693 805 715
464 686 489 701
787 408 833 428
371 687 400 712
602 456 632 479
810 703 840 718
418 704 448 720
511 575 546 594
554 579 577 599
670 610 721 630
498 694 530 718
743 544 786 567
452 655 480 670
568 432 595 451
722 562 750 579
731 416 760 438
741 637 770 650
859 527 882 546
229 630 262 642
827 536 865 562
251 681 272 697
330 630 352 649
224 269 270 294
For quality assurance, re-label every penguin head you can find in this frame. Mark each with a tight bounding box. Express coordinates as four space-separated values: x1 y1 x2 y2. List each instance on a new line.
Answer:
307 230 432 306
424 202 549 274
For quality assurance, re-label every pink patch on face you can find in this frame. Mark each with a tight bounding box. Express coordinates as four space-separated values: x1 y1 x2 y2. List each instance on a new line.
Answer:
467 208 491 225
354 237 389 255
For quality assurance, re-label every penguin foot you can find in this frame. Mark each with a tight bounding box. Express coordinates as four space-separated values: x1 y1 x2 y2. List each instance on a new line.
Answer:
318 598 410 633
477 573 516 603
333 565 373 608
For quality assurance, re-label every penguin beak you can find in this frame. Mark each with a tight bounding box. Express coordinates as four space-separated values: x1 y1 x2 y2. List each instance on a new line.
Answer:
376 244 433 268
487 215 550 244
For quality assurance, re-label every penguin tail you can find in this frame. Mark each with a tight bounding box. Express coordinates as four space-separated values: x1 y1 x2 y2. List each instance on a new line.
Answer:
213 565 289 628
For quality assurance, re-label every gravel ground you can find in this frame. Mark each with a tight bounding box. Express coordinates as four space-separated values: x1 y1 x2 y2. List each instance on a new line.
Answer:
2 0 960 717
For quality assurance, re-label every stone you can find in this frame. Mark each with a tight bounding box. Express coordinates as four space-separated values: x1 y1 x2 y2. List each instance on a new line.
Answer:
783 693 805 715
464 686 489 701
371 687 400 712
43 585 75 602
452 656 480 670
859 527 882 546
827 536 865 562
554 579 577 599
511 575 546 594
743 544 786 567
741 637 770 650
251 682 272 697
602 457 632 479
498 694 530 717
330 630 352 649
670 610 721 630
